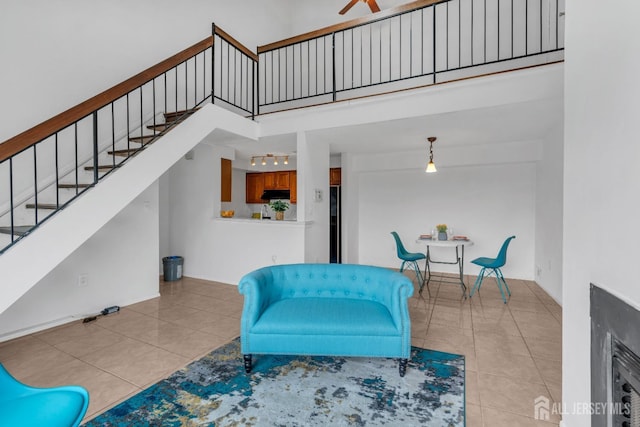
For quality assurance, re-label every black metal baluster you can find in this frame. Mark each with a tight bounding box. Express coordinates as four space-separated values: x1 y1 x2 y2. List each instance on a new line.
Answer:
433 5 437 82
152 80 156 132
511 0 514 58
33 144 38 225
471 0 474 65
194 54 198 106
379 22 382 83
233 48 237 106
410 10 414 77
73 123 80 191
111 102 116 168
539 0 543 52
55 134 59 208
458 0 461 67
359 27 363 86
556 0 560 49
446 1 449 70
400 14 403 78
389 19 392 81
308 40 311 97
126 93 131 154
212 24 216 104
498 0 500 61
351 28 354 89
92 114 98 184
9 158 14 242
370 24 373 84
141 86 145 145
254 59 258 118
484 0 487 62
186 58 189 110
175 66 178 113
343 31 346 90
525 0 528 55
332 33 336 101
271 51 275 104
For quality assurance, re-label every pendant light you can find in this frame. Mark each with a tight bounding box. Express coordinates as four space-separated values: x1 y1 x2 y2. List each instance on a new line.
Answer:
425 137 437 173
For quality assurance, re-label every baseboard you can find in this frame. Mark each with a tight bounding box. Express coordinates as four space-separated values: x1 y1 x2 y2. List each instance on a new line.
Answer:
0 291 161 343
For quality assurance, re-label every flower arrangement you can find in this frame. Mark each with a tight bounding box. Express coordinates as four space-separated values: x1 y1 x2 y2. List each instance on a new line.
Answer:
436 224 448 232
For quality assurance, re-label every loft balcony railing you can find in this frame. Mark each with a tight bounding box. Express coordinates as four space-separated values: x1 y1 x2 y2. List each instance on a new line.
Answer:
0 0 564 255
256 0 564 113
0 26 255 254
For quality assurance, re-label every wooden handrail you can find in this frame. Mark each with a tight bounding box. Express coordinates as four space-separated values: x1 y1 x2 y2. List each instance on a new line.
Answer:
257 0 447 54
215 27 258 62
0 36 213 163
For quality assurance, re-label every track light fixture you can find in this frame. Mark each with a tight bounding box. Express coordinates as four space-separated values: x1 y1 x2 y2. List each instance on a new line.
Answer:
250 154 293 167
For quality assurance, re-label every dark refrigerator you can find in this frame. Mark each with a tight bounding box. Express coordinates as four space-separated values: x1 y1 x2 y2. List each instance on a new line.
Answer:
330 185 341 263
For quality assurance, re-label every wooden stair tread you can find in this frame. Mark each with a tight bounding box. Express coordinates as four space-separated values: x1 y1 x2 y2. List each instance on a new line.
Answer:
0 225 33 236
129 135 157 143
58 183 91 189
146 123 173 132
84 165 116 171
26 203 57 210
108 148 143 157
164 108 199 122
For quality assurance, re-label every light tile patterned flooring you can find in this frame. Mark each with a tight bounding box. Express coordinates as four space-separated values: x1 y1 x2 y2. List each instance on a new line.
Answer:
0 274 562 426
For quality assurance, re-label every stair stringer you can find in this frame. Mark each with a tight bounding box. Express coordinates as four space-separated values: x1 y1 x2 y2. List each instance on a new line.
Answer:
0 104 258 315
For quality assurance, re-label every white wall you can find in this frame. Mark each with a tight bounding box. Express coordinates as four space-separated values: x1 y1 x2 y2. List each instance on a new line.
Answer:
166 142 307 284
353 152 537 279
563 1 640 426
0 184 159 340
535 122 564 303
0 0 292 143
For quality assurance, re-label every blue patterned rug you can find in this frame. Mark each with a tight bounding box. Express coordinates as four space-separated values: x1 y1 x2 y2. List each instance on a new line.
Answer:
84 338 464 426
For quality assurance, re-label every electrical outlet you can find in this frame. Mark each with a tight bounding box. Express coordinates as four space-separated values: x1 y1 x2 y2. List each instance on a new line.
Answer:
78 274 89 288
272 255 277 264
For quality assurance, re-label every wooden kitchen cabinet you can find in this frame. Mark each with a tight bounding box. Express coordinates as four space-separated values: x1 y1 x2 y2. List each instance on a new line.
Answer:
246 173 265 204
264 171 290 190
221 158 232 202
330 168 341 186
289 171 297 204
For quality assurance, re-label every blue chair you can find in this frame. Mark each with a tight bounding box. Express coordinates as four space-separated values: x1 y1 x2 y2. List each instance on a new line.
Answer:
469 236 516 304
391 231 429 295
0 363 89 427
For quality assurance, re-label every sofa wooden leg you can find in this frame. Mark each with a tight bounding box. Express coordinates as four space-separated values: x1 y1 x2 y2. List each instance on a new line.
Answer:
243 354 252 373
399 358 408 377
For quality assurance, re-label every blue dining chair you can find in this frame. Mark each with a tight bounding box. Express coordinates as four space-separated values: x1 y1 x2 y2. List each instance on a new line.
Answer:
0 363 89 427
469 235 516 304
390 231 429 295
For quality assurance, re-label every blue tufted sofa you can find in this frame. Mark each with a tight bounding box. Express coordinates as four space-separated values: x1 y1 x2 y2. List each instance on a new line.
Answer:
238 263 414 376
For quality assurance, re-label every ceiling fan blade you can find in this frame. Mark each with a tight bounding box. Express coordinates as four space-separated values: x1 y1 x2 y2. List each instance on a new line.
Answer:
367 0 381 13
339 0 360 15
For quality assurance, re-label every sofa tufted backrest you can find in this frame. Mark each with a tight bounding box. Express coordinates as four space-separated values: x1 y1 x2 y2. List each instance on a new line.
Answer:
239 263 413 314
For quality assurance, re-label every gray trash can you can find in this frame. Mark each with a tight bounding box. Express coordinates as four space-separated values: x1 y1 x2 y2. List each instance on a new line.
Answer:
163 256 183 281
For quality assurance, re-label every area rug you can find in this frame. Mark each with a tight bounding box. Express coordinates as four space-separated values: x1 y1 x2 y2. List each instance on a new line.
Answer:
84 338 464 426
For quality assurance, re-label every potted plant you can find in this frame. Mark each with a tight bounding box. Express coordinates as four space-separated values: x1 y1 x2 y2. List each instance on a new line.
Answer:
270 200 289 220
436 224 448 241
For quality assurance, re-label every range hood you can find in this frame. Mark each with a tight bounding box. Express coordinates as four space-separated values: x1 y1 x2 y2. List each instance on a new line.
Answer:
260 189 290 200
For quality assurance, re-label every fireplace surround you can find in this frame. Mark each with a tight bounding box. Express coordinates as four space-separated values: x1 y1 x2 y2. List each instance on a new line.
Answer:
591 285 640 427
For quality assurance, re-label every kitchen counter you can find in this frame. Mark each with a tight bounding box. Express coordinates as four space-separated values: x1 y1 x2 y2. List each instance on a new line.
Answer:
214 217 312 226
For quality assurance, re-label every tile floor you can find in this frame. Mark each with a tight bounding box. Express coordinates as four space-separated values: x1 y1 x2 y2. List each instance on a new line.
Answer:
0 274 562 426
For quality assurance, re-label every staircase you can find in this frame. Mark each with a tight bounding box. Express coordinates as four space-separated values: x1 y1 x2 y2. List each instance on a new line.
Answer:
0 103 258 316
0 109 197 252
